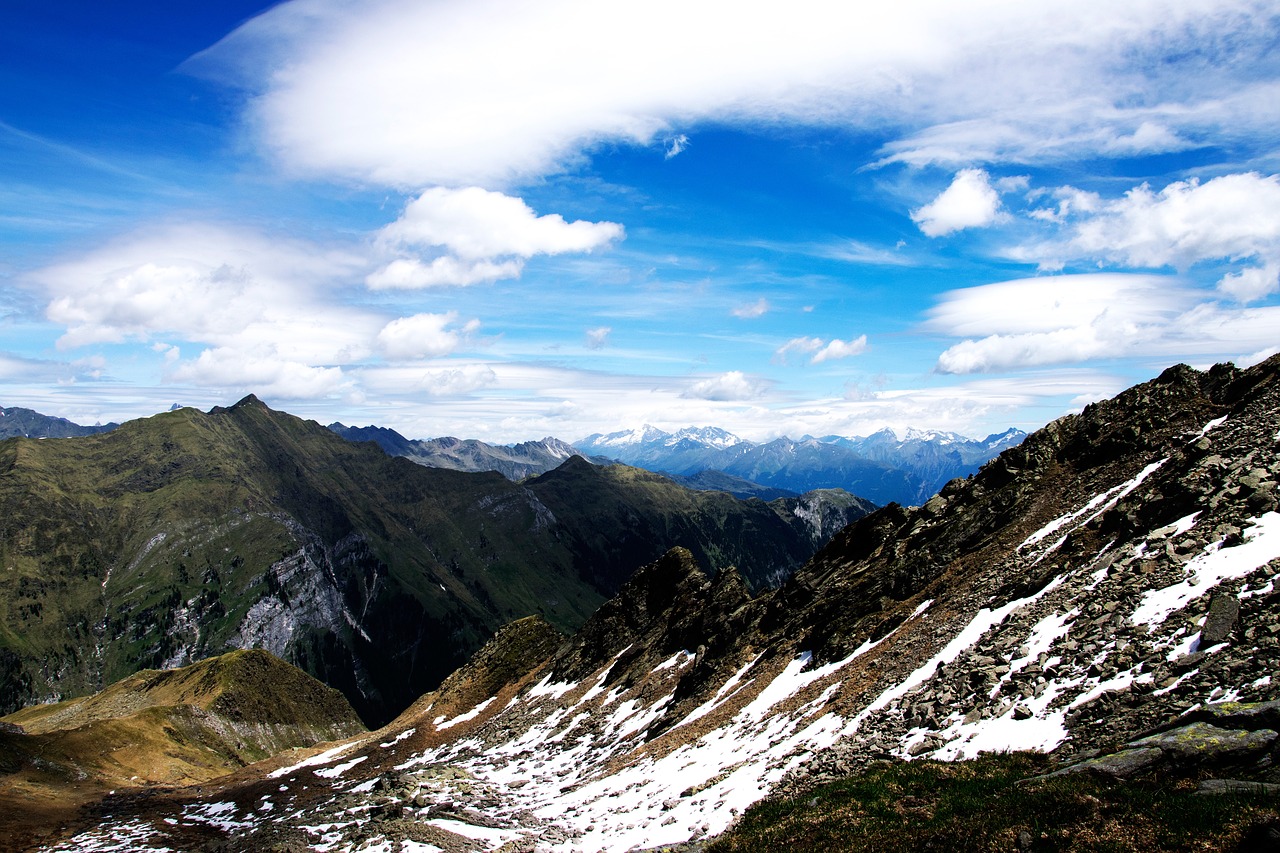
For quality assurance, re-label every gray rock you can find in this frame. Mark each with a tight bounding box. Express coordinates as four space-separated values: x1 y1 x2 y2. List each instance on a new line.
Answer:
1195 779 1280 795
1200 593 1241 646
1048 747 1165 778
1129 722 1278 762
1179 700 1280 732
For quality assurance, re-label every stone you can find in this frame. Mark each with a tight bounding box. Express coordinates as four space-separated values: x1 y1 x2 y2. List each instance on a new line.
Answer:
1195 779 1280 796
1199 594 1242 646
1129 722 1278 762
1049 747 1165 778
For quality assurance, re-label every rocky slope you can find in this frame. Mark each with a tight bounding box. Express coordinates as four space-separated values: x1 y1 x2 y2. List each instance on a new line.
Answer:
0 398 843 727
18 356 1280 852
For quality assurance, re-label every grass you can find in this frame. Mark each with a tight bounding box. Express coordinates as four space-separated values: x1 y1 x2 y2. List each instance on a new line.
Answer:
707 753 1280 852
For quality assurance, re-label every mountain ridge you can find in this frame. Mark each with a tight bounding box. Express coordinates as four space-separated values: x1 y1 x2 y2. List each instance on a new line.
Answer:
0 398 860 727
34 356 1277 851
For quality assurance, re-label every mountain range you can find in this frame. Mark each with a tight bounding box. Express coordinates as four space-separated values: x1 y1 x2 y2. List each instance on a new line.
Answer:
327 424 595 483
8 403 1021 508
4 355 1275 851
0 405 117 439
576 424 1027 505
0 397 870 728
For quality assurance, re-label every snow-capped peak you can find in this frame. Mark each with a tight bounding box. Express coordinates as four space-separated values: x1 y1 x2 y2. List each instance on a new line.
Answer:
902 427 967 445
669 426 744 449
582 424 671 448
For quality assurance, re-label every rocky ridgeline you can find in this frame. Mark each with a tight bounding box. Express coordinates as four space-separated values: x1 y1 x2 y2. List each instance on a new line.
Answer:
25 357 1280 852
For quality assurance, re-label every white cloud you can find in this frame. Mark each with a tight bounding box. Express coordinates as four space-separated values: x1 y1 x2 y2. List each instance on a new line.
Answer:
812 335 868 363
369 187 623 288
775 334 868 364
924 273 1191 337
1218 264 1279 302
774 336 824 363
1019 173 1280 302
585 326 611 349
193 0 1278 187
1027 186 1101 223
682 370 770 401
166 346 352 399
378 187 623 260
911 168 1003 237
377 313 479 360
928 273 1280 373
1069 173 1280 270
731 298 770 319
1102 120 1188 154
665 134 690 159
35 224 376 361
416 364 499 396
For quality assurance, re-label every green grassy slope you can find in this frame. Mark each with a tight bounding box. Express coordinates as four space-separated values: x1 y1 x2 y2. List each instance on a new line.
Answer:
0 397 833 726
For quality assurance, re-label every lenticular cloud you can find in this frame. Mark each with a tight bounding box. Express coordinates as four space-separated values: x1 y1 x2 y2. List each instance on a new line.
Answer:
192 0 1279 188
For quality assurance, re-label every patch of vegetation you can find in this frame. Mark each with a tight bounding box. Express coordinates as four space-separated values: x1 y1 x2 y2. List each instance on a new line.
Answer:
708 754 1280 852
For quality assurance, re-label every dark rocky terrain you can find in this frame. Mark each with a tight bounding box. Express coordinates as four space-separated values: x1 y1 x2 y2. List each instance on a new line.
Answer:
5 355 1279 852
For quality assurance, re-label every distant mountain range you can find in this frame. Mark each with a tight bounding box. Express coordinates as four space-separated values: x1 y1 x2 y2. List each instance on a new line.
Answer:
0 405 117 439
328 424 597 482
327 420 1025 506
576 424 1027 505
5 402 1020 507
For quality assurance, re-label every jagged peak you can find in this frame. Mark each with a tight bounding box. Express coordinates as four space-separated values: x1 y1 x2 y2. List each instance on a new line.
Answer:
231 393 268 410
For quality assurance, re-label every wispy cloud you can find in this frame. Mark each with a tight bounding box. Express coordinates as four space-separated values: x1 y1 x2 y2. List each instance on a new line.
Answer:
1031 173 1280 302
731 298 770 319
775 334 868 364
664 134 690 159
682 370 770 401
585 326 611 349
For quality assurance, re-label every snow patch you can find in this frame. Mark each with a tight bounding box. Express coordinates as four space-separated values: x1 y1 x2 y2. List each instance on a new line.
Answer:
269 743 355 779
314 755 367 779
1131 512 1280 628
380 728 415 747
436 697 496 731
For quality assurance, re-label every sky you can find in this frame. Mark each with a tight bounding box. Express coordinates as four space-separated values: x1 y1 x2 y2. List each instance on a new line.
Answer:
2 0 1279 444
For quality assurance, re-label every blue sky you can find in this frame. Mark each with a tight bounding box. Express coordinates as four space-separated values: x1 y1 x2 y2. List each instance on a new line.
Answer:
3 0 1279 443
